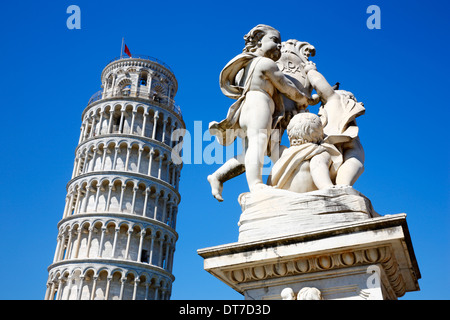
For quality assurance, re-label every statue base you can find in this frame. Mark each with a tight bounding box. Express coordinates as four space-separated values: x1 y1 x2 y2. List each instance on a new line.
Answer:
198 213 420 300
237 186 380 242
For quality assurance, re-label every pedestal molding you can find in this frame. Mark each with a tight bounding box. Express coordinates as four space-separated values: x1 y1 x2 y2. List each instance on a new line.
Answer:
198 213 420 300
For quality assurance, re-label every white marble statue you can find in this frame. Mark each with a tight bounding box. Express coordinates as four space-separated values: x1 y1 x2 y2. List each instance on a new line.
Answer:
208 25 317 200
297 287 323 300
267 112 342 193
305 64 365 186
267 63 365 190
207 26 365 201
280 287 323 300
280 287 295 300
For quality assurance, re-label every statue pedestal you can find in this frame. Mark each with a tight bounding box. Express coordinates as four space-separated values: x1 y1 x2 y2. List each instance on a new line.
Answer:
198 212 420 300
237 186 380 242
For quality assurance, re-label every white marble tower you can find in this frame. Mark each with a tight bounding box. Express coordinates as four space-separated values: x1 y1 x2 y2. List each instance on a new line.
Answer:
45 55 184 300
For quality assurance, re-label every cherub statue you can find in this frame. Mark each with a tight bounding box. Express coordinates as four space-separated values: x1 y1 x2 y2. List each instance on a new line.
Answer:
267 112 342 193
280 287 295 300
208 25 317 200
297 287 323 300
280 286 323 300
305 64 365 186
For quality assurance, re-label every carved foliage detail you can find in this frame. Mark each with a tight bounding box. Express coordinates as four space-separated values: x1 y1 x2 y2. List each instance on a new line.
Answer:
225 246 404 296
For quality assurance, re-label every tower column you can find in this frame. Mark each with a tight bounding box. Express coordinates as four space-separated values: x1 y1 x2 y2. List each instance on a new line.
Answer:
88 118 95 139
85 226 94 258
148 235 155 265
161 195 168 223
105 183 113 211
107 111 114 133
119 184 126 212
55 278 63 300
157 155 163 179
77 276 84 300
97 111 104 136
62 195 70 218
78 123 85 144
124 228 133 260
164 243 170 269
112 146 119 170
82 186 91 213
147 148 154 176
90 276 98 300
94 185 101 211
97 227 106 257
132 278 140 300
119 278 126 300
119 109 125 134
152 111 159 139
104 276 112 300
137 230 146 262
137 146 144 173
142 112 149 137
100 147 107 170
73 188 82 214
153 193 160 220
142 188 150 217
65 230 74 259
158 238 164 267
130 110 136 135
124 146 131 171
169 123 176 148
74 229 82 259
89 147 97 172
53 234 62 263
72 157 79 178
111 227 119 258
131 186 138 214
83 120 89 140
75 152 83 176
161 118 167 143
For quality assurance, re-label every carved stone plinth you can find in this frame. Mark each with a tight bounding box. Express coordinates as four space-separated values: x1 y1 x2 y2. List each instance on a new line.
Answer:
198 214 420 300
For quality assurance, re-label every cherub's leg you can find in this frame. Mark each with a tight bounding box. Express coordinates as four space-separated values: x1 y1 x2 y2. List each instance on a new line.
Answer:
336 138 365 186
310 152 334 190
238 92 274 192
207 156 245 202
267 128 285 163
244 127 270 192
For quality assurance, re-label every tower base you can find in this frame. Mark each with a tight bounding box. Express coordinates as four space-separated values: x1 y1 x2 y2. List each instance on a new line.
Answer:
198 213 420 300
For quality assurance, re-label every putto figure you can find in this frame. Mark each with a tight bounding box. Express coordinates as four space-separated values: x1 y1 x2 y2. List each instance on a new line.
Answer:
208 24 316 200
267 112 342 193
306 65 365 186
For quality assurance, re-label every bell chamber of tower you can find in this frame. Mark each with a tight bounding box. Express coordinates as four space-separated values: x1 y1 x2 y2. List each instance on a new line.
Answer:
45 55 185 300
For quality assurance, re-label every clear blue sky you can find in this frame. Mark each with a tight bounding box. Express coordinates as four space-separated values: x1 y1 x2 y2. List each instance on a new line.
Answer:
0 0 448 300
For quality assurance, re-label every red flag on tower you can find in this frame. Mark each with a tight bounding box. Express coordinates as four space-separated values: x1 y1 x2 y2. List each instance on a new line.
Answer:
124 44 132 57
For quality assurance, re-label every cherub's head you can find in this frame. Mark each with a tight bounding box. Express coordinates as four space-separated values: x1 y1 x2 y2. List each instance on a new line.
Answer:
287 112 324 146
297 287 323 300
280 287 295 300
243 24 281 61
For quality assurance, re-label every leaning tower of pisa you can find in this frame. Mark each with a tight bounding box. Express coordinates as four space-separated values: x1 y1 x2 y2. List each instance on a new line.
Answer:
45 55 184 300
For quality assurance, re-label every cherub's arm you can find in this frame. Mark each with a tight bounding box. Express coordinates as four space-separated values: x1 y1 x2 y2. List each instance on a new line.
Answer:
306 68 336 104
262 59 314 108
310 152 333 189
